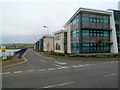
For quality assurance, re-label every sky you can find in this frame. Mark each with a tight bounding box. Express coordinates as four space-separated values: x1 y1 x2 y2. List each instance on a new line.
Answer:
0 0 120 44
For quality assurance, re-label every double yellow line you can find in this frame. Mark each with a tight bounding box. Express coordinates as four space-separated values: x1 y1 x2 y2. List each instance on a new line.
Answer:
0 50 28 68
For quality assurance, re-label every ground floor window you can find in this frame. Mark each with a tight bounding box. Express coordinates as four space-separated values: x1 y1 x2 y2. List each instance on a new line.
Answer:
56 43 61 50
71 43 79 50
82 43 110 50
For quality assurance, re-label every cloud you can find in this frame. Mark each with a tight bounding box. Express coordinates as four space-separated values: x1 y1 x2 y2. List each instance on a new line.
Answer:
1 0 118 44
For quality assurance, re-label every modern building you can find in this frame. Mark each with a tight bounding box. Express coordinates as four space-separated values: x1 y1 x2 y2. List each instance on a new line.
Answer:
38 39 44 51
34 41 39 50
112 10 120 52
54 30 67 53
64 8 120 54
42 35 54 52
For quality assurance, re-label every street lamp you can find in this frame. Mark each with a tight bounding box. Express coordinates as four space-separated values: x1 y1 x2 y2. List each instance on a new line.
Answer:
43 25 49 54
43 25 49 36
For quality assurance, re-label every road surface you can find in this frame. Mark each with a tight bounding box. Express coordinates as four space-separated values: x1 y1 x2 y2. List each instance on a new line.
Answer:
2 49 118 88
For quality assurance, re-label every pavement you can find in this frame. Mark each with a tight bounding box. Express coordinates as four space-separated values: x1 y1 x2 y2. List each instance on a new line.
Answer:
2 49 119 89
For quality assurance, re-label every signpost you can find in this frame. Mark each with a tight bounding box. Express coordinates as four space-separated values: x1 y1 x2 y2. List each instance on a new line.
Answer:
1 46 6 59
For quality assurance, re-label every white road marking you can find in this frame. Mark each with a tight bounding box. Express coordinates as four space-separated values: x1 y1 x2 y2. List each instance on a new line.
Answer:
57 67 64 70
61 66 70 69
0 72 10 75
37 69 46 72
42 81 76 88
84 64 91 66
48 68 56 71
54 64 62 67
41 60 47 62
29 70 34 72
14 71 23 74
77 65 85 67
71 65 80 68
104 73 118 77
55 61 66 65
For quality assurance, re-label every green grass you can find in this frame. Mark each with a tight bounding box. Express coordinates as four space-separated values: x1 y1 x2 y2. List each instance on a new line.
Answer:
42 52 120 59
6 48 20 50
1 55 15 62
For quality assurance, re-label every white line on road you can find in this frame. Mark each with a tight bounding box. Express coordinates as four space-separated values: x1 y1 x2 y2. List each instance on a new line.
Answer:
57 67 64 70
37 69 46 72
104 73 118 77
54 61 66 65
0 72 10 75
77 65 85 67
40 60 47 62
42 81 76 88
61 66 70 69
54 64 62 67
14 71 23 74
29 70 34 72
71 65 80 68
48 68 56 71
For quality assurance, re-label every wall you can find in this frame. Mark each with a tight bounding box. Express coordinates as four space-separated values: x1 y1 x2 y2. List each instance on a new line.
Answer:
54 33 64 53
43 37 54 52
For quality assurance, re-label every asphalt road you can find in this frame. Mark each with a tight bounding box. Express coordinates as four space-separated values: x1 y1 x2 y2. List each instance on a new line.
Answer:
2 49 118 88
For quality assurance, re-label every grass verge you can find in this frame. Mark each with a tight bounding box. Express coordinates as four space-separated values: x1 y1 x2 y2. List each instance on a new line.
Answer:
1 55 15 62
42 52 120 59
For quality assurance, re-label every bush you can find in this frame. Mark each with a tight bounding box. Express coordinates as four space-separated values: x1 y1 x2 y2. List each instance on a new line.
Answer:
39 51 45 52
49 52 57 55
57 53 65 56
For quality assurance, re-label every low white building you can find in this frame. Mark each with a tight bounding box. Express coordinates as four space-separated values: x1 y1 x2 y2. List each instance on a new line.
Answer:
42 35 54 52
54 30 67 53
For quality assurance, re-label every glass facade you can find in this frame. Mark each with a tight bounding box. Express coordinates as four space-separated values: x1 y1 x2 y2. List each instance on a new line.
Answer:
70 12 111 54
71 43 79 50
70 18 79 25
82 17 109 24
71 29 79 38
82 30 109 36
113 10 120 53
82 43 110 50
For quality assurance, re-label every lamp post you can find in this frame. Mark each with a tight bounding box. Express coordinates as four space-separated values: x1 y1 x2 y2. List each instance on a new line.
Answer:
43 25 49 54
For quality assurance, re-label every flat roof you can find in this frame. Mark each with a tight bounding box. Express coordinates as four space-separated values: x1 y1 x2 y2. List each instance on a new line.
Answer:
64 7 112 27
53 30 67 35
42 35 54 38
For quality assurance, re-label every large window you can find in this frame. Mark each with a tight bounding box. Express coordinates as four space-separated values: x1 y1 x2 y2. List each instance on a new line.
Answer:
56 43 61 50
70 18 79 25
82 44 89 50
82 30 89 36
82 30 110 37
71 43 79 50
82 16 109 24
55 35 61 40
71 29 79 38
104 44 110 50
104 19 109 24
115 21 120 24
82 43 110 50
103 31 109 36
82 17 89 22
